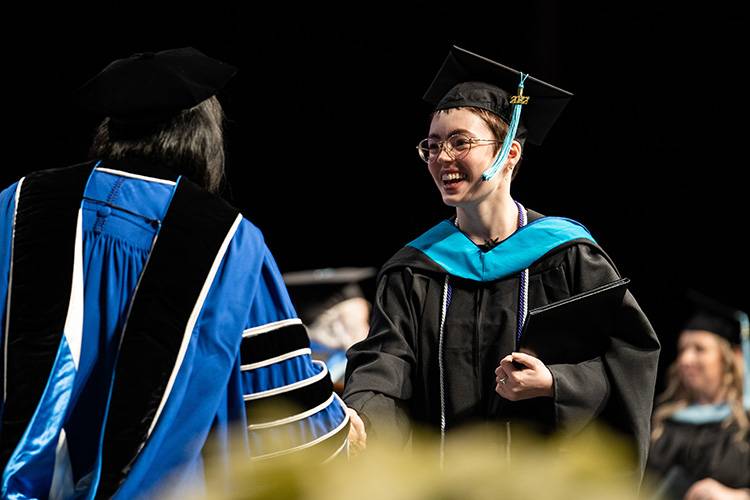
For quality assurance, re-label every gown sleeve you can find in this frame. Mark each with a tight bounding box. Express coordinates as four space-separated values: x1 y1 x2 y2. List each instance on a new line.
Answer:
342 269 415 444
547 243 660 481
238 245 349 461
0 182 19 420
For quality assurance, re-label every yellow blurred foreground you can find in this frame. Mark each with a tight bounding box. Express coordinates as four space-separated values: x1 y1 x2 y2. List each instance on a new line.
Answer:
166 423 652 500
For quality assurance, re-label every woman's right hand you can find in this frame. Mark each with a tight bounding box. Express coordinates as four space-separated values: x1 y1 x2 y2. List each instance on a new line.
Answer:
684 478 750 500
346 406 367 456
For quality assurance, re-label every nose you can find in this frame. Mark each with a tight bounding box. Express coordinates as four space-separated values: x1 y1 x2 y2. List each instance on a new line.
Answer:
435 144 454 163
678 348 697 368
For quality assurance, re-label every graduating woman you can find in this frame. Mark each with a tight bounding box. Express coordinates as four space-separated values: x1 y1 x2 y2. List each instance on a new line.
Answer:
647 294 750 499
343 46 660 483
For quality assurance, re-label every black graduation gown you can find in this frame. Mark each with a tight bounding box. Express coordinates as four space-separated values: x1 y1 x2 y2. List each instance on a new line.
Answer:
647 418 750 492
343 210 660 480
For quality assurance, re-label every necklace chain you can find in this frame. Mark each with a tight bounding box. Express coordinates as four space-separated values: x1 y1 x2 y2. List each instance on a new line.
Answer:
454 207 521 245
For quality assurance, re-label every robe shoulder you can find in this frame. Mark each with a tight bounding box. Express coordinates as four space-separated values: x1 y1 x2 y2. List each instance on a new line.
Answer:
378 233 619 284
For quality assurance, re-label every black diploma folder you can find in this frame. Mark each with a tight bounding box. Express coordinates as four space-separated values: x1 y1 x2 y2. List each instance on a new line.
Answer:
517 277 630 365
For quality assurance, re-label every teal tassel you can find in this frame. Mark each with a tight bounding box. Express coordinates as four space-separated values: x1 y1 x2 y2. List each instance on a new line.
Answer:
738 311 750 410
482 73 529 181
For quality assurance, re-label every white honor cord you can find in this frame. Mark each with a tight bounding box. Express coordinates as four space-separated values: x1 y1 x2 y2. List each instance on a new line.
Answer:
438 273 450 469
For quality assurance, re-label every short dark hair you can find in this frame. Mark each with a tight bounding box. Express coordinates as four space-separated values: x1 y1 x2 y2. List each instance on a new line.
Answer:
89 96 226 193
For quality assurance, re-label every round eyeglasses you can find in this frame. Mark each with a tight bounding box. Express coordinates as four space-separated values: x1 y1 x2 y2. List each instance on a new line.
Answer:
416 134 501 163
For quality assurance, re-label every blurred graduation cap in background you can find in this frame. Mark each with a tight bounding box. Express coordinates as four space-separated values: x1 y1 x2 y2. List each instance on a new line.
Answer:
683 290 747 346
283 267 377 388
423 45 573 180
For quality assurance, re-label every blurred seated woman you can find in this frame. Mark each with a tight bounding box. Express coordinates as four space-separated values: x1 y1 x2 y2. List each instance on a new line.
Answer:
647 293 750 499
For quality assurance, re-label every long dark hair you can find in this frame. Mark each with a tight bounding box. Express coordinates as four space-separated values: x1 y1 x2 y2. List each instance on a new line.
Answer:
89 96 226 193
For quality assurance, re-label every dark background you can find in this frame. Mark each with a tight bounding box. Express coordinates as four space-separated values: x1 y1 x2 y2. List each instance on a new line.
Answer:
3 2 748 388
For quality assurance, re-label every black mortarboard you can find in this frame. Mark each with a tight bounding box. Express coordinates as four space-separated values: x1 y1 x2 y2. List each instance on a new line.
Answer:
283 267 376 324
423 46 572 147
76 47 237 123
683 291 743 345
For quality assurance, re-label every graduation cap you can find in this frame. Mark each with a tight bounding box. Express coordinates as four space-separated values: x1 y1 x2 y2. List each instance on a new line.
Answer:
683 291 746 345
282 267 376 325
683 290 750 410
423 46 573 181
76 47 237 123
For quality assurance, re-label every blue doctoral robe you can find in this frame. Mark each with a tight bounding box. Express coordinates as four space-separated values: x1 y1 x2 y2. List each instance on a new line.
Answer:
0 159 348 499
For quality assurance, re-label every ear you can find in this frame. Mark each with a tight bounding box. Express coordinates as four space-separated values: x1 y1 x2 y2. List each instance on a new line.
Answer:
505 140 523 176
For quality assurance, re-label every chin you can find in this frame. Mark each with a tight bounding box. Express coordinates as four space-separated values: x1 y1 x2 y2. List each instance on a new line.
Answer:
680 377 704 396
440 193 463 207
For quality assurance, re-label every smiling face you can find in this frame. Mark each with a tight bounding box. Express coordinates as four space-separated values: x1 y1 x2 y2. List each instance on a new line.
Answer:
676 330 727 403
426 108 520 208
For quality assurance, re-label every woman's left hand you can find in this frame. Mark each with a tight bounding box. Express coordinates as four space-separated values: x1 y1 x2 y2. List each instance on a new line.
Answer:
495 352 554 400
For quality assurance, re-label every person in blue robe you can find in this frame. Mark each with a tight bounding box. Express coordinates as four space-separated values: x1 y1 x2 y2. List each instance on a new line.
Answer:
342 46 660 485
0 47 348 499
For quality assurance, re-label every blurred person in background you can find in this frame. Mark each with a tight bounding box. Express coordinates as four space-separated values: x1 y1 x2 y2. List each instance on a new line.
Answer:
647 292 749 499
284 267 375 391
